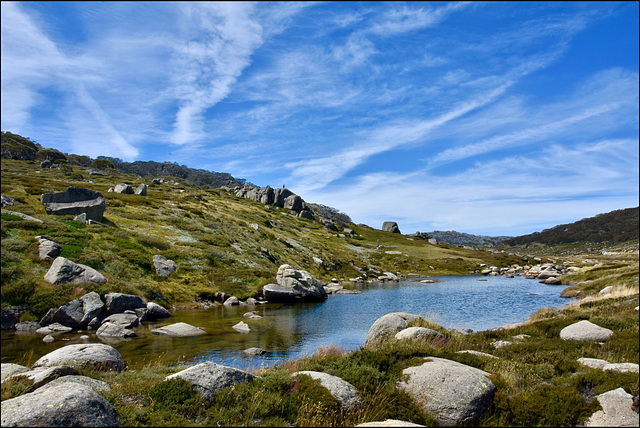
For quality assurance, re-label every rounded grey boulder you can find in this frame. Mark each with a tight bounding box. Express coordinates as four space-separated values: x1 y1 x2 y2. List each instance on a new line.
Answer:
32 343 127 372
559 320 613 341
397 357 496 427
166 361 255 400
365 312 421 347
151 322 205 337
1 382 121 427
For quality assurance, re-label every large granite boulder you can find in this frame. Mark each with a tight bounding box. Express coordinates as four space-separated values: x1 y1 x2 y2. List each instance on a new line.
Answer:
153 255 177 277
262 264 328 303
44 257 107 285
397 357 496 426
32 343 127 372
1 306 25 330
273 188 294 207
559 320 614 341
100 313 139 329
585 387 638 427
294 371 363 410
104 293 146 314
365 312 421 347
151 322 205 337
165 361 256 400
284 194 303 211
1 382 121 427
382 221 401 234
79 292 106 326
40 186 106 222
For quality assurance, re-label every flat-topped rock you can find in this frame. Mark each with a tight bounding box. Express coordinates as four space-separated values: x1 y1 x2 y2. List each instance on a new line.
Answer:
37 374 111 393
40 186 106 222
578 357 610 370
151 322 205 337
9 365 79 390
560 320 613 341
166 361 255 400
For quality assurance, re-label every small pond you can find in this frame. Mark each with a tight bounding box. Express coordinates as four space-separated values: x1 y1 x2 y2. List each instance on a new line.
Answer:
1 276 573 371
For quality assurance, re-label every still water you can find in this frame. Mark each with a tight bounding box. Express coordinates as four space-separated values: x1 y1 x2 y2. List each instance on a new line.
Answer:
1 276 572 371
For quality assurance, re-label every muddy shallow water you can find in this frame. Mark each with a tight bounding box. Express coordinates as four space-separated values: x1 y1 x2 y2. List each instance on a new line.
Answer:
1 276 572 371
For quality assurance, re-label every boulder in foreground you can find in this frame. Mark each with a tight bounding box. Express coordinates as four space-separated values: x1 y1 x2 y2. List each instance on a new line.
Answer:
1 382 121 427
397 357 496 426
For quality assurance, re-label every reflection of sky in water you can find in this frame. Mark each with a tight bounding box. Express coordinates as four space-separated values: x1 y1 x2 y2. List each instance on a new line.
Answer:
1 276 573 371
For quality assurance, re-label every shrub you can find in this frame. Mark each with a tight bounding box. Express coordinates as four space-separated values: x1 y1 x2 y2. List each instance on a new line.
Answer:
148 377 198 409
91 159 115 170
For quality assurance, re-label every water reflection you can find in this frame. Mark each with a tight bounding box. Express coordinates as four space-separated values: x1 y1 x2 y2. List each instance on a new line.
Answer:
1 276 572 371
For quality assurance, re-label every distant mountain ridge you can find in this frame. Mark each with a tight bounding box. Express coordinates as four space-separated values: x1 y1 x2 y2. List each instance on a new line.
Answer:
502 207 639 246
426 230 512 247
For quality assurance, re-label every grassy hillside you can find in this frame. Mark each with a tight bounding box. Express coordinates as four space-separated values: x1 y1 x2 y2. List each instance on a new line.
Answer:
501 207 639 247
2 158 526 318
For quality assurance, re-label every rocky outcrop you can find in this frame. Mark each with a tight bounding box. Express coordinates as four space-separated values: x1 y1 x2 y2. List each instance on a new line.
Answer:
165 361 256 400
40 186 106 222
1 307 25 330
585 387 639 427
1 382 121 427
1 194 15 207
365 312 421 347
262 264 328 303
382 221 401 234
44 257 107 285
151 322 205 337
559 320 613 341
153 255 177 277
294 371 363 410
397 357 496 426
32 343 127 372
1 209 43 222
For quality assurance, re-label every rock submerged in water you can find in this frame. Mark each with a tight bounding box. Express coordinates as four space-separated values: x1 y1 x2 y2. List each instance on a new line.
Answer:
262 264 328 303
151 322 205 337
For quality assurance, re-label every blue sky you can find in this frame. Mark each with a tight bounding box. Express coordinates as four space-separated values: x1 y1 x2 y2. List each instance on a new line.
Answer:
2 1 638 236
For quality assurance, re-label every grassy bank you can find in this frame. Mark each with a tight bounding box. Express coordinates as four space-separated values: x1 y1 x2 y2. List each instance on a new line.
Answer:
3 260 637 427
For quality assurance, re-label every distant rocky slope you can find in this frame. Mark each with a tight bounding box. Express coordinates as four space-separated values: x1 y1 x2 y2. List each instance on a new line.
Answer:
502 207 639 246
425 230 512 247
